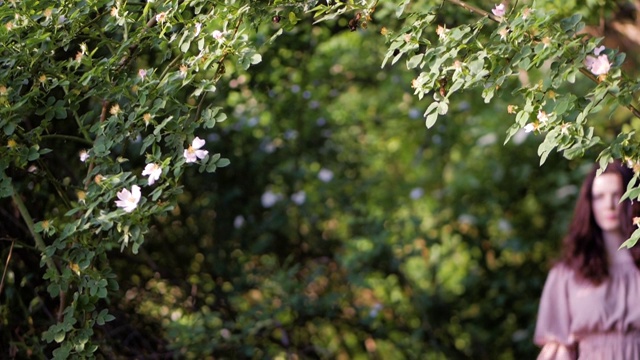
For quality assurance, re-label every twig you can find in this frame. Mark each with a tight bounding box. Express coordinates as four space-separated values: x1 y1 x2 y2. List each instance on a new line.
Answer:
10 190 58 275
116 17 158 72
0 239 15 297
445 0 501 22
40 134 94 146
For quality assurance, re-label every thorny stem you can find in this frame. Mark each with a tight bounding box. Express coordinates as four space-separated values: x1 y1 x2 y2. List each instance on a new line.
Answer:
116 17 158 72
84 100 109 190
159 54 183 81
579 68 640 119
194 14 245 123
12 189 66 321
445 0 502 22
11 189 58 275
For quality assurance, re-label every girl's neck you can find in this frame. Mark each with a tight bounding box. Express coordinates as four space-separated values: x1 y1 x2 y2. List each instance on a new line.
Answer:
603 230 633 265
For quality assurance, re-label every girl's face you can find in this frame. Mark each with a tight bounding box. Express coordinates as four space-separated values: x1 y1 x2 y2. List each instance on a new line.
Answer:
591 172 624 234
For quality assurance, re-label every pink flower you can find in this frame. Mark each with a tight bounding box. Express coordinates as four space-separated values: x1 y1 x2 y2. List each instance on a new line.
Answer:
585 55 610 76
138 69 147 81
492 3 506 17
212 30 224 41
184 137 208 163
436 25 448 40
594 45 606 56
115 185 141 213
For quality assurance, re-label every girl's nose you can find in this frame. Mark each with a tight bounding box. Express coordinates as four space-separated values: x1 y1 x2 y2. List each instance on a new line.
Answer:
609 195 618 209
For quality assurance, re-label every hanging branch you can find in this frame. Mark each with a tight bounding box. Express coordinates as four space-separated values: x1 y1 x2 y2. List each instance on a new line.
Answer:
445 0 640 121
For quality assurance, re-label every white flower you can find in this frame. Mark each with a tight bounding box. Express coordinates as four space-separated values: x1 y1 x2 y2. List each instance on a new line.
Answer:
436 25 448 40
524 123 536 133
115 185 141 213
410 187 424 200
155 12 166 23
184 137 208 163
586 54 611 76
212 30 224 41
179 64 188 78
79 149 89 162
233 215 245 229
142 163 162 185
492 3 506 17
194 22 202 36
261 190 281 208
453 60 463 72
537 110 549 123
291 191 306 205
499 27 508 40
318 168 334 183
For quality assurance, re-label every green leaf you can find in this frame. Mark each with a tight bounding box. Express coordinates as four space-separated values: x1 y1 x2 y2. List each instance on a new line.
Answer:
560 14 582 33
538 131 559 165
622 184 640 202
620 228 640 249
424 102 440 128
54 330 66 343
3 122 15 135
396 0 411 17
407 54 424 69
425 112 439 129
217 158 230 167
52 344 71 360
437 101 449 115
288 11 298 25
28 146 40 161
181 39 191 53
250 53 262 65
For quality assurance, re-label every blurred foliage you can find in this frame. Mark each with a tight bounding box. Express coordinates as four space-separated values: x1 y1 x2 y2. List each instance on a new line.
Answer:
111 11 590 360
2 0 640 358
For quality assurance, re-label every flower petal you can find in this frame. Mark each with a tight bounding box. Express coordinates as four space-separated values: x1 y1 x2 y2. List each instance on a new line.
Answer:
195 149 208 159
192 137 206 150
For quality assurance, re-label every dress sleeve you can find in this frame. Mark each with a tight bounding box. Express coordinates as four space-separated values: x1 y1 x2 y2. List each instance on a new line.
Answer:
534 265 578 360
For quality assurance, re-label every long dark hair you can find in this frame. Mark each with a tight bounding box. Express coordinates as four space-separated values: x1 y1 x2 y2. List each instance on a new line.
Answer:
562 159 640 284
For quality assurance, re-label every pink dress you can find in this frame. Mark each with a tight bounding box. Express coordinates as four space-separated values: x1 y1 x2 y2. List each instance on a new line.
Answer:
534 260 640 359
